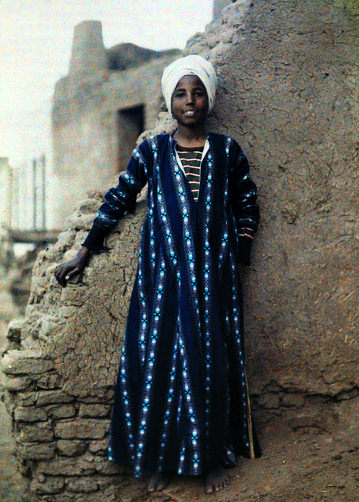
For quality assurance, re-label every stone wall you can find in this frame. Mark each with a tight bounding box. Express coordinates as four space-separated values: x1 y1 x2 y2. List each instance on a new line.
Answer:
1 1 359 500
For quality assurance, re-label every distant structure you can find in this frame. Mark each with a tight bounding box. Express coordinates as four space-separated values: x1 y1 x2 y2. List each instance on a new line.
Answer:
0 155 48 231
213 0 234 20
0 158 12 229
51 20 180 228
0 155 54 241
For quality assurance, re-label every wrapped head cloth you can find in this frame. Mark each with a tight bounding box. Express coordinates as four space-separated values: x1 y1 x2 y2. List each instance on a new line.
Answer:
161 54 217 118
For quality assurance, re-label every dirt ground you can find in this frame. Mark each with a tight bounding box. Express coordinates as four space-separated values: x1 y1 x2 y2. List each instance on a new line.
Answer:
0 282 358 502
1 392 358 502
110 415 359 502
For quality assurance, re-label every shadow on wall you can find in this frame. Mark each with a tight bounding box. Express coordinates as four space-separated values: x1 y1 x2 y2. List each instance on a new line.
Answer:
117 105 145 172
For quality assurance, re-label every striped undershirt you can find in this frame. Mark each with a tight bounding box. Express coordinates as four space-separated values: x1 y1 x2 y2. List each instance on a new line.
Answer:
176 144 204 202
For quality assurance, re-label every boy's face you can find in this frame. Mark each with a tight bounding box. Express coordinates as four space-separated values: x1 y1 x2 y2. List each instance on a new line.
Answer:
171 75 209 127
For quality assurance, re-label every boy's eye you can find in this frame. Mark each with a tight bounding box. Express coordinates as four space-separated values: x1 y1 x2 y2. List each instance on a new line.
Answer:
174 90 205 98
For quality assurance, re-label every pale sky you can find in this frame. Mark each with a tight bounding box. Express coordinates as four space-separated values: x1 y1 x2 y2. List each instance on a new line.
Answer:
0 0 213 166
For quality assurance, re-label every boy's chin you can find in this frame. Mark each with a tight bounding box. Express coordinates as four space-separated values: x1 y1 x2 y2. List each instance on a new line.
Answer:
176 118 206 128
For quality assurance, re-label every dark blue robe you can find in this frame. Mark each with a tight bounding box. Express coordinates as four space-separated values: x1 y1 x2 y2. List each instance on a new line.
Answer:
90 132 261 477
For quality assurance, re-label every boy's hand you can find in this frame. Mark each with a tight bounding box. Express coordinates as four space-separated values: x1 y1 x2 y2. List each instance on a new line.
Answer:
54 247 90 288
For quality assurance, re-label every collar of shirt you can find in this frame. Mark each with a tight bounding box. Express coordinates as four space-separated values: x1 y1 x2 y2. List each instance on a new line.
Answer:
174 139 210 175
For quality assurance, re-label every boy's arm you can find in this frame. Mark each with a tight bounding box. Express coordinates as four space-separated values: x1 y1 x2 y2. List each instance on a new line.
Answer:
228 139 260 266
82 140 150 253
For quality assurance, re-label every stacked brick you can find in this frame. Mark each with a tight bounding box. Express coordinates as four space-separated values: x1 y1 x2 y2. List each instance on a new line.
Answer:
0 186 151 500
1 320 125 501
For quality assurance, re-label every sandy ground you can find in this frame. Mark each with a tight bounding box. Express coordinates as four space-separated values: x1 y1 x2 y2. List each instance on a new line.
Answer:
0 280 358 502
110 414 358 502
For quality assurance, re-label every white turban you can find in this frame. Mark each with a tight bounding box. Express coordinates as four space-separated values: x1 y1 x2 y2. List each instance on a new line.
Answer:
161 55 217 117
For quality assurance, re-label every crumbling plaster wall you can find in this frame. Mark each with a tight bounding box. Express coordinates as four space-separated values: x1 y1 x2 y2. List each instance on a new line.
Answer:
1 1 359 500
185 0 359 397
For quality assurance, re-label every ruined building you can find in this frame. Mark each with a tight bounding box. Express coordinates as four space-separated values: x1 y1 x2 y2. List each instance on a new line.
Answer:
51 20 179 229
1 1 359 501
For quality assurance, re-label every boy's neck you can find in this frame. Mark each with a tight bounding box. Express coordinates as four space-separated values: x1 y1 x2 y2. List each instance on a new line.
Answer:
173 125 208 148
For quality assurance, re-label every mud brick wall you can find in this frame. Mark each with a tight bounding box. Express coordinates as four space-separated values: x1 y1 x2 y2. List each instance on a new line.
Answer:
1 1 359 501
0 195 148 501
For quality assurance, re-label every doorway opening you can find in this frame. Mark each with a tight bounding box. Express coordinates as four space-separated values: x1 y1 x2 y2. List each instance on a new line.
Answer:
117 105 145 172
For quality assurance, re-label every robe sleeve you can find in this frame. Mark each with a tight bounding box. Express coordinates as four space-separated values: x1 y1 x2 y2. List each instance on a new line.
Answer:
82 140 150 253
228 139 260 266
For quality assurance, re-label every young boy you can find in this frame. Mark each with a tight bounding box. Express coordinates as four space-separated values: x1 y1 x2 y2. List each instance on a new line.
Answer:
55 55 261 494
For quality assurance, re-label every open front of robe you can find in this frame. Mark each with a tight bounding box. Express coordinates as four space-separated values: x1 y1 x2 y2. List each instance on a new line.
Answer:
93 132 261 477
